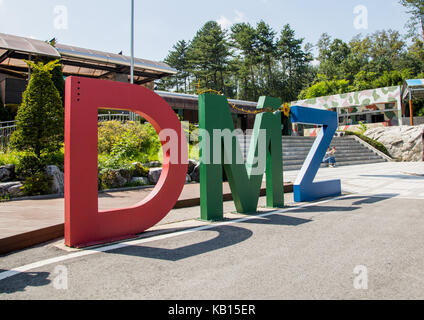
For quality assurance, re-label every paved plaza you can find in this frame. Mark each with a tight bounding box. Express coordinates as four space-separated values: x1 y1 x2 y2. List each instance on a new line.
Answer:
0 162 423 299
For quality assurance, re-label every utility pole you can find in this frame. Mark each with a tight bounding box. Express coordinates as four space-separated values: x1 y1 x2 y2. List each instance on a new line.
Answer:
130 0 134 85
129 0 136 121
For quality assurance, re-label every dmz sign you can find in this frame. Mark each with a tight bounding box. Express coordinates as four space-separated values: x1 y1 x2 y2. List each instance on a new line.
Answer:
64 77 341 248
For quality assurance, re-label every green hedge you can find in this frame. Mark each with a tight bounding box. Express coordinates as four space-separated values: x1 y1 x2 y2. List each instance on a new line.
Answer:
344 131 391 157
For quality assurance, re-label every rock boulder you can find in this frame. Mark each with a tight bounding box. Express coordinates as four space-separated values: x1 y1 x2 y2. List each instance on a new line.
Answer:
365 125 424 162
45 165 65 194
0 164 15 182
148 168 162 184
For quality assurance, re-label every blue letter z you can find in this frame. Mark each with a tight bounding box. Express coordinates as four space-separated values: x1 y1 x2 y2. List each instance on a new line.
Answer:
290 106 341 202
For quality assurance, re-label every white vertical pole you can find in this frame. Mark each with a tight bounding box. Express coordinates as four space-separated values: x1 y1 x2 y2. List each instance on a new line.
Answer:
129 0 135 121
130 0 134 85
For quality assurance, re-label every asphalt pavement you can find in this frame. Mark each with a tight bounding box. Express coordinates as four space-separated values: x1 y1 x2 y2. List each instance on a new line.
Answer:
1 162 424 299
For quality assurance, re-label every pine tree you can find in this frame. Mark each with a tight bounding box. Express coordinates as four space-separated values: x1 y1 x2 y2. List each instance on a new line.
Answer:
188 21 231 93
10 60 64 158
399 0 424 40
164 40 190 92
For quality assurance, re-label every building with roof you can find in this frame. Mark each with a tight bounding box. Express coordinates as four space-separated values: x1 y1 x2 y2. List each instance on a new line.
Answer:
0 32 261 130
0 32 177 109
290 86 406 135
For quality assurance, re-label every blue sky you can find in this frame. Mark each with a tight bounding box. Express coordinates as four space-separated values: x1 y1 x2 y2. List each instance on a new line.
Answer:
0 0 412 62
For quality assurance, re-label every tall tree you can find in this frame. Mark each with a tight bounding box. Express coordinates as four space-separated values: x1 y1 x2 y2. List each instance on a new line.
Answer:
187 21 231 93
399 0 424 40
10 60 64 157
231 22 259 100
256 21 277 94
316 34 351 80
162 40 191 92
277 24 314 101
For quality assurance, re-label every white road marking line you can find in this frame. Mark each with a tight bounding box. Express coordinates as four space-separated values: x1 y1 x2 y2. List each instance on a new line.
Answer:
0 192 406 282
0 196 345 281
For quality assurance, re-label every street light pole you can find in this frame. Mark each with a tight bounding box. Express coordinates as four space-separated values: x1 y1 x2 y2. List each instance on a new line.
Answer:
129 0 135 121
130 0 134 85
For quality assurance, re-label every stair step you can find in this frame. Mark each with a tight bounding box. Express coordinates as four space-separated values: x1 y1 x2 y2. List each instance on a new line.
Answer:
283 155 384 166
237 135 387 170
283 158 386 171
282 153 379 161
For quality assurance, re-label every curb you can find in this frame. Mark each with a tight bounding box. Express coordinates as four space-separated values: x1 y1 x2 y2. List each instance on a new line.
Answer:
0 184 294 255
1 183 166 203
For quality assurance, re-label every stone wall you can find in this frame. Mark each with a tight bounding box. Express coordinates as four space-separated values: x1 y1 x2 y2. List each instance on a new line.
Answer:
364 125 424 162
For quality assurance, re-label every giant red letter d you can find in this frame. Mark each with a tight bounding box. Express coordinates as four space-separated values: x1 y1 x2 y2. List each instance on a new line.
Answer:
64 77 188 248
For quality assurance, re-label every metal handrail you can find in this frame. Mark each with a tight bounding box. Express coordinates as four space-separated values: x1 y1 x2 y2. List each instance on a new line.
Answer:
0 114 142 150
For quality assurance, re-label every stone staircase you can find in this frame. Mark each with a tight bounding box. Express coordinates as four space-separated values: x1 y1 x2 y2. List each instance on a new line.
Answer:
238 135 388 172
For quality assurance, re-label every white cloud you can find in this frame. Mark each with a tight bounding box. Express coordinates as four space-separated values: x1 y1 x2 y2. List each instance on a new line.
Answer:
217 15 233 29
234 10 247 23
216 10 247 29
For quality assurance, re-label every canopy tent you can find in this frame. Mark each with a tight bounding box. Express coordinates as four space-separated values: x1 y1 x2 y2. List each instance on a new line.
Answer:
0 32 60 78
56 43 176 85
0 32 176 84
402 79 424 126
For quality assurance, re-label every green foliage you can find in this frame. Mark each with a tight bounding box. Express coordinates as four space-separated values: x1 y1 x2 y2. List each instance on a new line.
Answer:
161 21 313 102
344 131 391 157
10 60 64 158
13 152 52 196
299 79 350 99
20 171 52 196
40 147 64 170
187 21 231 94
0 151 19 166
132 163 149 177
51 64 65 104
97 121 161 170
160 18 424 104
98 169 124 190
399 0 424 40
15 153 44 179
159 40 191 92
357 121 368 135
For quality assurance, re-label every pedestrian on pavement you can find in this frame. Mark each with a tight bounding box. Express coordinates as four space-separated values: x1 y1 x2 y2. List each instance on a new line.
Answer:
323 147 336 168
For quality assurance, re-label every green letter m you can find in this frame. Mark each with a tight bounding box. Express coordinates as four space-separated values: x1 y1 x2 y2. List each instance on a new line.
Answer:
199 93 284 221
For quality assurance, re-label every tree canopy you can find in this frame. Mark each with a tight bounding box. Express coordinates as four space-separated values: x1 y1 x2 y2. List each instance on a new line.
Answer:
10 60 64 157
158 14 424 115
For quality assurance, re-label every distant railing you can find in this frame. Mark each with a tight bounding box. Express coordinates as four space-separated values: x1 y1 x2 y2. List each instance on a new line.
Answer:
0 114 143 151
98 113 142 123
0 123 17 151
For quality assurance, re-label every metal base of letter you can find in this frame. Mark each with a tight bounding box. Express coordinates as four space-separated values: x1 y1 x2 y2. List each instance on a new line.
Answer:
294 180 341 202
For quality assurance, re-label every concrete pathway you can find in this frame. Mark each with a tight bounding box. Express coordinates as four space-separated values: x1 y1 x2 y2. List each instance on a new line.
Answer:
285 162 424 199
0 181 273 240
1 162 424 300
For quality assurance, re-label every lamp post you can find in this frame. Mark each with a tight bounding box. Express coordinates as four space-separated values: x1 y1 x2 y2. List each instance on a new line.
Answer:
129 0 136 121
130 0 134 85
